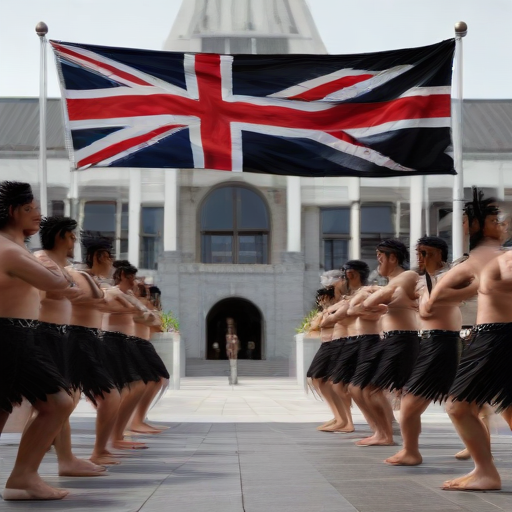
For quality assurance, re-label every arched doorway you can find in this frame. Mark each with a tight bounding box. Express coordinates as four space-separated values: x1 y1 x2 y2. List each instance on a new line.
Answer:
206 298 263 360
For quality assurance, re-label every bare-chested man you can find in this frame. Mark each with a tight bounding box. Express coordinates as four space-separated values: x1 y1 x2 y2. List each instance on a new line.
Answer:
0 182 74 501
34 217 108 477
307 283 349 431
353 239 420 446
129 282 169 434
321 261 371 433
385 236 461 466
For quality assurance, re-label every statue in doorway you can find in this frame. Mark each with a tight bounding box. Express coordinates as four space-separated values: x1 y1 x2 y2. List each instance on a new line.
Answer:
226 317 239 384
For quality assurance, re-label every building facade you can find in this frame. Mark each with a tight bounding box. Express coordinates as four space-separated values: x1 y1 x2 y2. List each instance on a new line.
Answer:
1 0 512 370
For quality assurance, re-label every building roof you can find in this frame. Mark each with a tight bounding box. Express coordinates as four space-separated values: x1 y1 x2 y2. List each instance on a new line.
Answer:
0 97 511 155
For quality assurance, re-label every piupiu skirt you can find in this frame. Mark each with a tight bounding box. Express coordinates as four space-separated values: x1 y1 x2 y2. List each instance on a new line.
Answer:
130 336 170 382
35 321 70 385
0 318 68 413
325 338 346 381
450 323 512 412
349 334 382 389
404 330 460 403
101 330 142 388
307 342 335 379
67 325 116 404
370 331 420 392
330 336 361 384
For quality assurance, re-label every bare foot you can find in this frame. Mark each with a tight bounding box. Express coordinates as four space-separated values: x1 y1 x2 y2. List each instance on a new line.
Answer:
147 423 169 430
112 440 148 450
4 475 68 501
90 454 120 466
454 448 471 460
442 469 501 491
319 421 346 432
317 419 336 430
58 457 107 477
355 435 396 447
128 423 163 434
384 449 422 466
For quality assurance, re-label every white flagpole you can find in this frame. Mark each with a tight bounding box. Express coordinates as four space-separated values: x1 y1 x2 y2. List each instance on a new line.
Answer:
451 21 467 260
36 22 49 217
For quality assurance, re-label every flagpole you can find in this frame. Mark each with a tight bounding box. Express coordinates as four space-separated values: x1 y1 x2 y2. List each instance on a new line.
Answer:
36 22 48 217
452 21 467 261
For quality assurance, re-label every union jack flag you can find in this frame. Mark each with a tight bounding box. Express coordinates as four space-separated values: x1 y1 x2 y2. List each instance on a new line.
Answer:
51 39 455 177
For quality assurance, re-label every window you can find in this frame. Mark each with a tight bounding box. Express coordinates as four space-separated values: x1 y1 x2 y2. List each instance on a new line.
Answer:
82 201 128 259
201 186 270 264
321 208 350 270
51 200 65 217
140 207 164 270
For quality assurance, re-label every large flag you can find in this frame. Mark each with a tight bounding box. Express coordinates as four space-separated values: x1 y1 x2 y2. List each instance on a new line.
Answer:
51 39 455 177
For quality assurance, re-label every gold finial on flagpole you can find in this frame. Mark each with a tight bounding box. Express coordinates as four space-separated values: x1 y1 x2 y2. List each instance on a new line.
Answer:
35 21 48 37
454 21 468 37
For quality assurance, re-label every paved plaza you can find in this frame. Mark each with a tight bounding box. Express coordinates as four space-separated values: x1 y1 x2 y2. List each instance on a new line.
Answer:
2 378 512 511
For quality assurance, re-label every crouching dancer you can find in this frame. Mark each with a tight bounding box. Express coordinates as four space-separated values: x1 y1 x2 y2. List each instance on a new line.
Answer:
0 182 74 500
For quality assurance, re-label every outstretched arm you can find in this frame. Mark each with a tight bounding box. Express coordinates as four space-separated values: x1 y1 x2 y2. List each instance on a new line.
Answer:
320 301 348 328
428 263 476 305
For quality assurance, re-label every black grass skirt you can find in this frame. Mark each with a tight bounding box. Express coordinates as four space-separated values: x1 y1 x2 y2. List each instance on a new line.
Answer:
370 331 420 392
450 323 512 412
325 338 346 380
404 331 460 403
130 336 170 382
35 321 70 384
102 331 142 388
0 318 68 413
350 335 382 389
67 326 116 404
330 336 361 384
306 342 335 379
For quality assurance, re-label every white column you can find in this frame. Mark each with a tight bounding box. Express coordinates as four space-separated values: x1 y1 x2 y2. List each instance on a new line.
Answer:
286 176 301 252
395 201 401 238
164 169 178 252
409 175 423 269
349 178 361 259
128 169 141 266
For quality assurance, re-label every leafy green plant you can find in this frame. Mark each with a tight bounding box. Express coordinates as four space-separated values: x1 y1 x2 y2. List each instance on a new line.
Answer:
295 308 319 334
161 311 180 333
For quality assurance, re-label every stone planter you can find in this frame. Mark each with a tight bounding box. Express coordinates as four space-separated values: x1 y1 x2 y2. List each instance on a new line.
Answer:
295 333 322 392
151 331 182 390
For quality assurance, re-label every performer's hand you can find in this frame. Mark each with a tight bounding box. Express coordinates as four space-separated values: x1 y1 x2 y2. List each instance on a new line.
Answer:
419 297 433 318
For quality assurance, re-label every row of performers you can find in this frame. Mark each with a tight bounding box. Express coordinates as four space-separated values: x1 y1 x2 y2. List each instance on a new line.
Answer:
306 191 511 492
0 181 170 501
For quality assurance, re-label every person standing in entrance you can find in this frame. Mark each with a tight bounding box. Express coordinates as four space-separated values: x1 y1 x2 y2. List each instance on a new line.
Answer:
226 318 240 384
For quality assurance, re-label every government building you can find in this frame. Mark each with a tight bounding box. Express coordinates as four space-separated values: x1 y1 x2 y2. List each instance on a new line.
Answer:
1 0 511 373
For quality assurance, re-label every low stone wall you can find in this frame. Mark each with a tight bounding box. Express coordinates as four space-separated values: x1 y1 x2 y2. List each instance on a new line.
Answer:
295 333 322 392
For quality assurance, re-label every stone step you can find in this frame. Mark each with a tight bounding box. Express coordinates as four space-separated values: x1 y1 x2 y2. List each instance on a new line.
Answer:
185 358 290 377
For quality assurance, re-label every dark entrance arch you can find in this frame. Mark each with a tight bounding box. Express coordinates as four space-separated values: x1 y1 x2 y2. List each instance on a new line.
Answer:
206 298 263 360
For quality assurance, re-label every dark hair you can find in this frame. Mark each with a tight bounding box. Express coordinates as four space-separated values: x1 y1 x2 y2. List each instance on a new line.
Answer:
416 236 449 262
377 239 409 269
464 187 500 250
342 260 370 285
112 260 137 284
81 232 113 268
39 216 77 250
0 181 34 229
324 286 335 299
137 282 147 298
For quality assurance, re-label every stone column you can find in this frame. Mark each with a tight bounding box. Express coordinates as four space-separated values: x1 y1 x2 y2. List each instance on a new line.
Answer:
128 168 141 267
286 176 301 252
349 178 361 259
409 175 423 269
164 169 178 252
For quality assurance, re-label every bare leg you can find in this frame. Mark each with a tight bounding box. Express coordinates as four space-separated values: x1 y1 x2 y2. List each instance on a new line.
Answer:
355 387 394 446
111 382 148 450
443 398 500 491
385 394 430 465
316 380 349 431
90 388 121 465
348 384 378 433
129 381 163 433
3 390 74 501
324 382 354 432
455 403 493 460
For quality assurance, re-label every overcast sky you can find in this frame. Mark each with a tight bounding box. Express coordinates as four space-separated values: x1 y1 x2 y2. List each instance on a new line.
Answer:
1 0 510 98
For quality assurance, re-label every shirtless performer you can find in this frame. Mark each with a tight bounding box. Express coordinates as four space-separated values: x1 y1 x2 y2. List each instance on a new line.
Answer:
385 236 460 466
128 282 169 434
34 217 108 477
0 182 74 501
307 284 350 431
105 260 152 450
321 261 371 433
353 239 420 446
